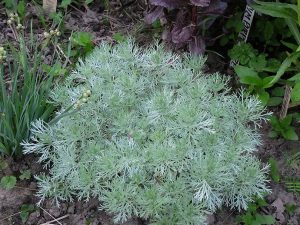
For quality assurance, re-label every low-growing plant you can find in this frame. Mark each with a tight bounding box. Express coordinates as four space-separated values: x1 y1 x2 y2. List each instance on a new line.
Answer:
268 115 299 141
69 31 94 59
20 204 35 223
0 175 17 190
268 158 280 183
251 0 300 105
236 197 276 225
229 42 283 106
23 40 271 224
285 178 300 193
0 36 55 156
19 169 31 180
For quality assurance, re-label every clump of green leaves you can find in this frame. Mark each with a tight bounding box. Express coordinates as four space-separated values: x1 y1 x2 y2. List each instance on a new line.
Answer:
20 204 35 223
230 0 300 109
229 43 282 106
236 197 275 225
269 115 298 141
0 175 16 190
69 31 94 60
19 169 31 180
219 11 244 47
0 37 55 156
23 40 270 224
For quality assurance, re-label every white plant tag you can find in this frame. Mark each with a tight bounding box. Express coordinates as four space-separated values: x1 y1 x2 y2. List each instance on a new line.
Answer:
229 5 255 68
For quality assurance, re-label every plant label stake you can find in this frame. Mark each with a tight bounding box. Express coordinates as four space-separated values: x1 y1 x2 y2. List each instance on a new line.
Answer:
43 0 57 14
279 85 292 120
230 5 255 68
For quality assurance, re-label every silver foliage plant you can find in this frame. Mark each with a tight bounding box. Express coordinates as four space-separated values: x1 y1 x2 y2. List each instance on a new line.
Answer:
23 40 271 225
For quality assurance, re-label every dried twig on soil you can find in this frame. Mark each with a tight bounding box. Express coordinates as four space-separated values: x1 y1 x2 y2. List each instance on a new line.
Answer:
40 214 69 225
38 206 65 225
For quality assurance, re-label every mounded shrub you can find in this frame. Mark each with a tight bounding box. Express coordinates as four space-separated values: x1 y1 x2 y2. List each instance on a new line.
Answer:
23 40 270 225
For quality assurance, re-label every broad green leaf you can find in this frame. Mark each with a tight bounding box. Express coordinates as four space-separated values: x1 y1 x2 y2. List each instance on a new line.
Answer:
0 175 16 190
268 158 280 183
268 130 279 138
265 58 281 72
298 0 300 25
267 97 282 106
269 115 281 130
293 112 300 122
268 51 300 86
281 114 293 127
285 18 300 45
281 40 299 51
271 86 285 96
20 204 35 223
234 65 262 86
17 0 26 19
283 127 299 140
257 90 269 105
255 197 268 208
288 73 300 81
72 32 93 47
252 1 298 22
262 76 276 88
254 214 276 224
291 81 300 102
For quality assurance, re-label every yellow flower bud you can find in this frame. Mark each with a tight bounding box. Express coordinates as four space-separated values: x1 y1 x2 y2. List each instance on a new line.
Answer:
86 90 92 96
43 32 50 38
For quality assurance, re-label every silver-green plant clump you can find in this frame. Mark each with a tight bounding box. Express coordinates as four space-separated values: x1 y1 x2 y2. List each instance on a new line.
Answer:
23 40 270 225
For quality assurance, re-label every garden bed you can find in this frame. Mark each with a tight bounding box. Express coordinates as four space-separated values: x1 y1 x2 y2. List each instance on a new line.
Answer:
1 127 299 225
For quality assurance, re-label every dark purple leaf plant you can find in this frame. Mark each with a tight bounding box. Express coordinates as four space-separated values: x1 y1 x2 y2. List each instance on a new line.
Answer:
145 0 228 54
